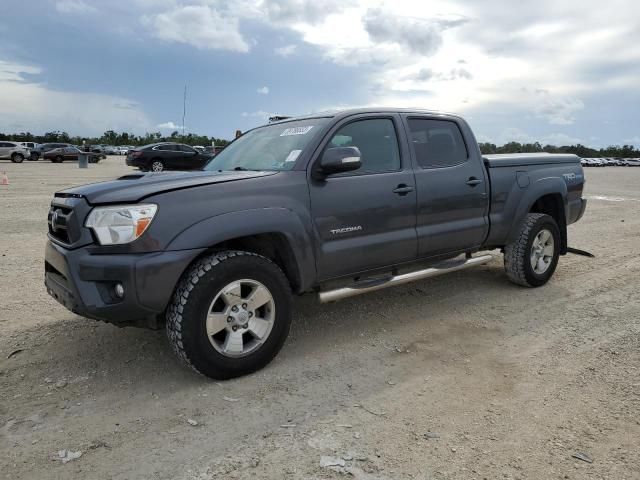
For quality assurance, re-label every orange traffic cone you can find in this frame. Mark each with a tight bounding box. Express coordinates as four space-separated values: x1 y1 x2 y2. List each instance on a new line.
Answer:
1 172 8 185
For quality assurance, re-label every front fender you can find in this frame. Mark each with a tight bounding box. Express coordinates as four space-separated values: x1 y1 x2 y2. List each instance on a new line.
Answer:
166 207 316 291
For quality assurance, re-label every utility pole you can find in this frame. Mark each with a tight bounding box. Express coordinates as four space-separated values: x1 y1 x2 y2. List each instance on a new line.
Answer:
182 84 187 138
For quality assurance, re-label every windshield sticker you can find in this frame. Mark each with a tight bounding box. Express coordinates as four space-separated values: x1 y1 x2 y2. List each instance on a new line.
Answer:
280 126 314 136
285 150 302 162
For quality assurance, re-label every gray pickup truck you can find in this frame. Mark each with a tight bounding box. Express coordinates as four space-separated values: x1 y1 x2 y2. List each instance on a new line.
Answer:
44 108 586 379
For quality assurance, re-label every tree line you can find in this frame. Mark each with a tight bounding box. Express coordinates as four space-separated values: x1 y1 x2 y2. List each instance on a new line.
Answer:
0 130 230 148
478 141 639 158
0 130 638 158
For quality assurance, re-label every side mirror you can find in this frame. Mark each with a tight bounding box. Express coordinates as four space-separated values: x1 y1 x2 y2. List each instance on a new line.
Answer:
314 146 362 179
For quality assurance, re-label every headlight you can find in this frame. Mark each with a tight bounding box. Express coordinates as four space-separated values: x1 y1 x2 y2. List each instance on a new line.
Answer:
85 204 157 245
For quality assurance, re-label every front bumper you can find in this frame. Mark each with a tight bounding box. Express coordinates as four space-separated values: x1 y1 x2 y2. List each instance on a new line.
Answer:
45 240 205 327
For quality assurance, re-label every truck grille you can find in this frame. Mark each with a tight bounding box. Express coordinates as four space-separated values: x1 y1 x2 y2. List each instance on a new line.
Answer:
47 205 74 244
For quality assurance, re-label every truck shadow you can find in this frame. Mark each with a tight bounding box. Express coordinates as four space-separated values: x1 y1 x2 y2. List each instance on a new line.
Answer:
6 261 522 388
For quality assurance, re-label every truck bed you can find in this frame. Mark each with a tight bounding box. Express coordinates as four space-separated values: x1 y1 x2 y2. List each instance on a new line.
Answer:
483 153 579 168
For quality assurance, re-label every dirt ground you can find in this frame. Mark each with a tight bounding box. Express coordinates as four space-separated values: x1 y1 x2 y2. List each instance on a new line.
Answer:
0 158 638 480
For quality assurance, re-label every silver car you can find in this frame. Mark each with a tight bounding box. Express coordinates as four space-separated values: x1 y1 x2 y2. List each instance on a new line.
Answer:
0 141 30 163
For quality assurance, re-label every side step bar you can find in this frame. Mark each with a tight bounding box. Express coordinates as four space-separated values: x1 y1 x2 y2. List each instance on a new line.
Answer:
318 254 493 303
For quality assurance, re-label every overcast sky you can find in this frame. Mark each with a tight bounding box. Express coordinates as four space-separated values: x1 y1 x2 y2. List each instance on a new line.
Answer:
1 0 638 146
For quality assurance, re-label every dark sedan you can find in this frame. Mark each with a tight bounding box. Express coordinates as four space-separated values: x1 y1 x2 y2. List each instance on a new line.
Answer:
126 142 213 172
43 146 102 163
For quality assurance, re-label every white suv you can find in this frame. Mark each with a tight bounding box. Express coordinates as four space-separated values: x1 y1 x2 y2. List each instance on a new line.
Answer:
0 141 30 163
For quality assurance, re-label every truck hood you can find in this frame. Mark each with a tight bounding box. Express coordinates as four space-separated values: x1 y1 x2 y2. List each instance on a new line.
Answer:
57 170 278 204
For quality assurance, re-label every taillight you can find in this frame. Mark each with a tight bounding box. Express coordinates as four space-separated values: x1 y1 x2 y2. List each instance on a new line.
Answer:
130 151 142 157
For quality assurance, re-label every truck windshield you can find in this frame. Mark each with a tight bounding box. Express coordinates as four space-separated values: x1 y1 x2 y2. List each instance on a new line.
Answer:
204 119 329 171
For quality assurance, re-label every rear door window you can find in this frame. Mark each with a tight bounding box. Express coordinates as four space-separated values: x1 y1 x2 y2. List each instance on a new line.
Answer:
407 118 468 168
178 144 196 153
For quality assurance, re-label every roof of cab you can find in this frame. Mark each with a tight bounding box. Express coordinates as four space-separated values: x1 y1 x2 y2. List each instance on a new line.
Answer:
268 107 463 124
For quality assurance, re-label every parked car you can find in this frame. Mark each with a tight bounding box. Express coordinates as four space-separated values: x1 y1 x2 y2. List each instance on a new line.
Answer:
43 146 102 163
125 142 213 171
623 158 640 166
581 158 599 167
204 145 226 156
116 146 129 155
103 145 118 155
0 141 30 163
193 145 206 153
18 142 41 160
37 143 71 157
45 108 587 379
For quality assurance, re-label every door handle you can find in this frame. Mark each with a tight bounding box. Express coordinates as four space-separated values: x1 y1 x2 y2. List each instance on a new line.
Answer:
393 184 414 195
466 177 483 187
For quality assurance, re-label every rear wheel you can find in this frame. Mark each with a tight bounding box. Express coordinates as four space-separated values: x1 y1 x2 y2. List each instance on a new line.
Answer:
150 159 164 172
11 153 24 163
504 213 560 287
52 156 64 163
29 153 39 161
166 251 292 380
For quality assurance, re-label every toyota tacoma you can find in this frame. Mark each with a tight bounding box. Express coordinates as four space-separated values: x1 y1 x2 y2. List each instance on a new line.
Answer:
44 108 587 379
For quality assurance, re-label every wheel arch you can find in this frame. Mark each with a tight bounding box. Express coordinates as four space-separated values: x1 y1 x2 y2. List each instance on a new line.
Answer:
529 193 567 254
506 178 568 254
166 208 316 294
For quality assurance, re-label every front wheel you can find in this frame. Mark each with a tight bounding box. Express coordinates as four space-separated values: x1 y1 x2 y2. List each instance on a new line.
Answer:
504 213 560 287
166 251 292 379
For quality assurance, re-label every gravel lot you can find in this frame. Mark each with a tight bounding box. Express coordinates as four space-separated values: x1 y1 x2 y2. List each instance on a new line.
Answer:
1 158 639 479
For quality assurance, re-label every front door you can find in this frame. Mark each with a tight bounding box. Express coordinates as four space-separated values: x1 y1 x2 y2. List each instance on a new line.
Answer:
309 115 418 280
403 116 489 256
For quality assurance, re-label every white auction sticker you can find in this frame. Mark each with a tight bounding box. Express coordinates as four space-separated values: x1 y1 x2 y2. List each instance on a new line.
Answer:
280 126 313 136
285 149 302 162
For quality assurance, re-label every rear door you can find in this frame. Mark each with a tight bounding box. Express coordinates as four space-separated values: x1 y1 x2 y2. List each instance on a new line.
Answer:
64 147 79 160
0 142 11 158
402 115 489 256
308 114 418 280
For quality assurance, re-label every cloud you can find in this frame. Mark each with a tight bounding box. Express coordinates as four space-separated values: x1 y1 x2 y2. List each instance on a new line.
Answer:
156 121 182 130
0 60 151 136
241 110 275 121
142 5 249 52
274 44 297 57
533 95 584 125
411 67 473 82
363 8 468 55
540 133 583 146
55 0 96 14
624 136 640 143
256 86 269 94
262 0 352 25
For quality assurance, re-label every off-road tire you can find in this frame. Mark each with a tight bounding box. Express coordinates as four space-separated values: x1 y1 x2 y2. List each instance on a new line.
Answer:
504 213 560 287
166 250 292 380
11 153 24 163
